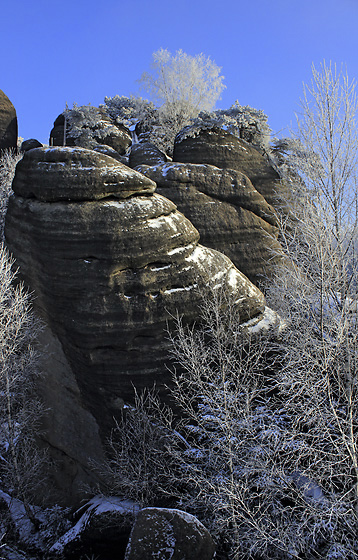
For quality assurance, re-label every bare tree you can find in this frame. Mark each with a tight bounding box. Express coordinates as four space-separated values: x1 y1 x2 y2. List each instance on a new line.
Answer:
265 61 358 556
0 246 49 525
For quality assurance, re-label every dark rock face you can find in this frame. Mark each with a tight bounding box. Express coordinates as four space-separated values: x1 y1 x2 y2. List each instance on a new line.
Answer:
129 141 170 168
20 138 43 152
136 162 282 285
13 147 155 201
36 327 105 506
50 496 139 558
0 90 18 151
92 143 128 164
173 126 281 207
125 507 216 560
5 147 266 440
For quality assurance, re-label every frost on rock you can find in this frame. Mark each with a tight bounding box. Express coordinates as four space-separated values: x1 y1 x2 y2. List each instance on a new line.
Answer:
50 495 140 555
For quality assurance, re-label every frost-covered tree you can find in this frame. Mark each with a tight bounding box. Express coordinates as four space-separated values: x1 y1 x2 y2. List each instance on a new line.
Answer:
139 48 225 117
103 94 156 131
63 102 121 148
137 48 225 153
0 150 48 527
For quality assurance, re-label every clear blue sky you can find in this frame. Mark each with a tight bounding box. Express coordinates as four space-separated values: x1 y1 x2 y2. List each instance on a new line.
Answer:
2 0 358 144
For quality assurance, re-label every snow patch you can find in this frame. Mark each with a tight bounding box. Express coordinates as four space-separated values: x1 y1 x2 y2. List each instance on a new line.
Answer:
241 306 283 333
163 284 197 295
50 496 139 553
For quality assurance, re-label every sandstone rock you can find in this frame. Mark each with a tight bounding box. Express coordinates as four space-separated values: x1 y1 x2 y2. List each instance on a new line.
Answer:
37 326 105 507
21 138 43 152
12 146 155 201
136 162 282 285
125 507 215 560
50 496 139 559
49 113 70 146
92 143 128 164
173 126 281 207
129 141 170 168
5 147 266 440
49 110 132 155
0 90 18 151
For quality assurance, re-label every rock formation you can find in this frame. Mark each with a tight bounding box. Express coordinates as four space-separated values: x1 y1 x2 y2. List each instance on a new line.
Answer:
125 508 216 560
20 138 43 152
135 162 282 285
49 109 132 154
0 90 18 151
129 141 170 168
5 147 268 443
173 125 282 207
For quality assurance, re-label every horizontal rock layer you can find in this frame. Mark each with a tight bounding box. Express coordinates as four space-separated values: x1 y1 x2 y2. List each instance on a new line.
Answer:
5 147 266 437
136 162 282 285
173 126 282 207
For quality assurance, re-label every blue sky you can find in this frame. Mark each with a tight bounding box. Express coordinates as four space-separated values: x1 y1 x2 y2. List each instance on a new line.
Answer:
2 0 358 144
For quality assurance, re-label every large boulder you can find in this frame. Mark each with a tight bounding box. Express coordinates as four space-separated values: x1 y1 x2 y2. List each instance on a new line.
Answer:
125 507 215 560
173 126 282 207
5 147 267 442
136 162 282 285
0 90 18 152
50 496 139 559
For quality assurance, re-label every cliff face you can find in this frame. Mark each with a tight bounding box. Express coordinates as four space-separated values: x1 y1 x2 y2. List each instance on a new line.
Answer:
4 107 285 503
5 147 268 496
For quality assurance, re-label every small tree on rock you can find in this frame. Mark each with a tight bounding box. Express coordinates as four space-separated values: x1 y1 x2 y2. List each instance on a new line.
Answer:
138 48 225 153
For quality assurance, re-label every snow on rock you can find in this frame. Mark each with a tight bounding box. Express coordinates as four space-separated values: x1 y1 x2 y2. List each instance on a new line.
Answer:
50 495 140 557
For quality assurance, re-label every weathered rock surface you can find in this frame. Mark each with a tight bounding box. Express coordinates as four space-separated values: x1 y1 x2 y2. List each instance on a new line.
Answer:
92 143 128 164
37 326 105 506
20 138 43 152
125 507 215 560
0 90 18 151
129 141 170 168
12 146 154 201
136 162 282 285
173 126 282 207
50 496 139 559
49 110 132 154
5 146 266 440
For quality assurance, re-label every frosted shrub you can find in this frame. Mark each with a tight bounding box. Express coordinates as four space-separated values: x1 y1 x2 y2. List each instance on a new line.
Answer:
0 245 48 527
176 101 272 153
103 94 156 130
102 281 358 559
63 103 122 148
0 148 22 240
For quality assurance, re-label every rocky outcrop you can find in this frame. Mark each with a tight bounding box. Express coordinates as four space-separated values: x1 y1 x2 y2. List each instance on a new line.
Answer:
5 147 267 441
125 508 215 560
0 90 18 151
173 126 282 207
129 141 170 168
49 110 132 154
135 162 282 285
20 138 43 152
